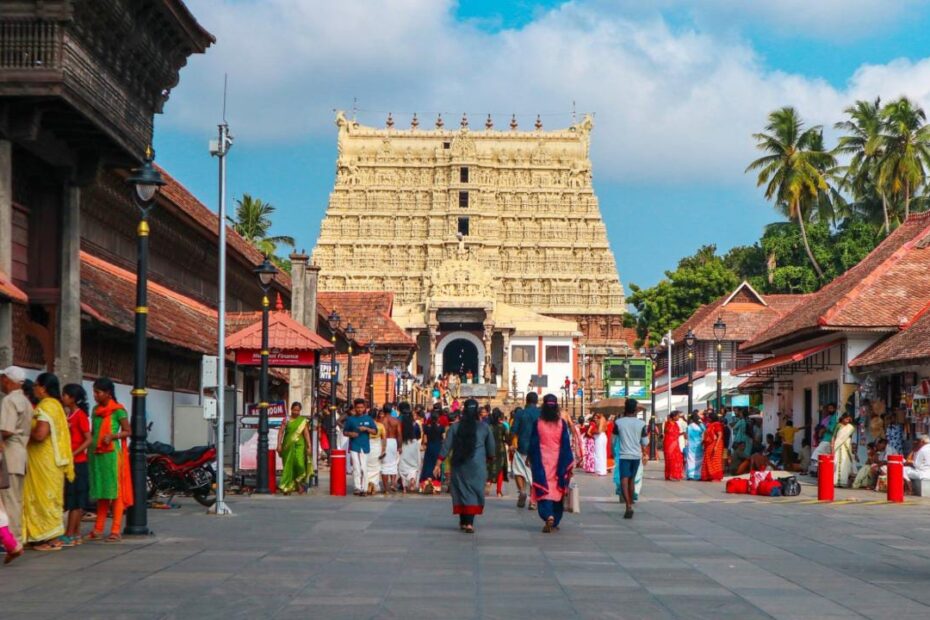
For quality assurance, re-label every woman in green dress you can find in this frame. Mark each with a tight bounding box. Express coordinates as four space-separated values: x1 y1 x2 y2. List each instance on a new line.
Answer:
87 378 132 542
277 402 312 495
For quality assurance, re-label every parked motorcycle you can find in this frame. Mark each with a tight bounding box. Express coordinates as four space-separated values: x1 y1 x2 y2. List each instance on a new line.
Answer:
146 442 217 507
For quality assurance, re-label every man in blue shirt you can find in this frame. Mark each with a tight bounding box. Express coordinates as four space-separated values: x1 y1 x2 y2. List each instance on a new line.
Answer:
343 398 377 496
510 392 541 509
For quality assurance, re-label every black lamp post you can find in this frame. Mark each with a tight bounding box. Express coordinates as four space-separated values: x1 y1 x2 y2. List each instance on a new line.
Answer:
588 373 595 403
648 346 658 459
253 256 279 494
580 378 586 420
685 329 696 416
367 341 376 404
327 309 341 453
713 317 727 412
572 379 578 418
345 323 355 406
124 147 165 536
623 348 631 397
385 353 393 404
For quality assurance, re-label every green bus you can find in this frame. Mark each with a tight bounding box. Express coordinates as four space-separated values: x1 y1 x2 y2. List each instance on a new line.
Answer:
603 357 652 400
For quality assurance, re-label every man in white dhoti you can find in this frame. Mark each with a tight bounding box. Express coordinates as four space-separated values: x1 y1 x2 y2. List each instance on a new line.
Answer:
381 406 402 493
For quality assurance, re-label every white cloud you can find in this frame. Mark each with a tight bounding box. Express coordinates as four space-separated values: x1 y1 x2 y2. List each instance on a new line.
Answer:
165 0 930 186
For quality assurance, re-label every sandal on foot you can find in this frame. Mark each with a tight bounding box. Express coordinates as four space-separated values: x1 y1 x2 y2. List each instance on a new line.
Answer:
105 534 123 543
86 530 105 542
58 536 76 548
463 525 475 534
33 543 62 552
4 546 24 564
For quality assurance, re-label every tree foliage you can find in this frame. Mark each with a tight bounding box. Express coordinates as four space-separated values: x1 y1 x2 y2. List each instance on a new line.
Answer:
627 96 930 345
229 194 295 272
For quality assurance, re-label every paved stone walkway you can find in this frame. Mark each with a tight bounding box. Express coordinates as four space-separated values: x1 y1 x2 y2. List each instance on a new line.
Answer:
3 464 930 619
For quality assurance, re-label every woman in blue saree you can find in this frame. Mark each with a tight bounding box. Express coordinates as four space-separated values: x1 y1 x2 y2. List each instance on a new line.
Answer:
686 413 705 480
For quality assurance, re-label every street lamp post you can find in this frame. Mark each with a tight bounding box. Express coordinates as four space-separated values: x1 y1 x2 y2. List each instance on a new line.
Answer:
622 348 631 397
648 346 658 459
580 377 586 421
345 323 356 406
327 309 341 452
713 317 727 412
572 379 578 418
385 353 393 404
124 147 165 536
253 257 279 494
588 373 595 404
685 329 696 417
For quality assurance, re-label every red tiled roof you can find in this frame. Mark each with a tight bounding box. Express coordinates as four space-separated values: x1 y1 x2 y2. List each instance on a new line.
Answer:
154 165 292 291
317 291 414 347
733 339 842 376
81 251 216 353
318 352 372 402
0 271 27 304
672 282 806 345
226 311 333 351
743 213 930 352
849 301 930 369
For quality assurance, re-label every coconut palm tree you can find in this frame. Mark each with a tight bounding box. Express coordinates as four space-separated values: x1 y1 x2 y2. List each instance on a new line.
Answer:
835 98 891 234
229 194 295 258
747 107 835 280
878 97 930 220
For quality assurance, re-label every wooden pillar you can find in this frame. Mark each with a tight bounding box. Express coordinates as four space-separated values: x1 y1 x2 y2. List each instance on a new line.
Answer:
55 182 82 385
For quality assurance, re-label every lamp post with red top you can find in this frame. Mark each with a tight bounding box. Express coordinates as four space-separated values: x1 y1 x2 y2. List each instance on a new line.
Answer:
713 317 727 412
124 148 165 536
254 256 279 494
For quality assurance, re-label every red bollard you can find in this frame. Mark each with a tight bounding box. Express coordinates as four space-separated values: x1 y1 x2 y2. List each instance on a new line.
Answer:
330 449 347 496
818 454 834 502
268 450 277 495
887 454 905 503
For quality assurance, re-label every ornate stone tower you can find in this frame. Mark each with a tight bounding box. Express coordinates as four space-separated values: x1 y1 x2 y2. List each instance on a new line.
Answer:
311 111 626 331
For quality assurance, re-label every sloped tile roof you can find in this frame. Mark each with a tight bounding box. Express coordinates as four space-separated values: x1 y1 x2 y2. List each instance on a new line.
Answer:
317 291 414 347
81 251 216 353
743 212 930 353
849 301 930 370
225 311 332 351
0 271 27 304
672 282 806 345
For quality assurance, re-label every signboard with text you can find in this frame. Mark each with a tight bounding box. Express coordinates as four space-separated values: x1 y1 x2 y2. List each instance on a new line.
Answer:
317 362 340 382
234 349 316 367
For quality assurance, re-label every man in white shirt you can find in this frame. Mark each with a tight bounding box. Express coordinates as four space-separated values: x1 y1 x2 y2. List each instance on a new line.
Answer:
904 437 930 484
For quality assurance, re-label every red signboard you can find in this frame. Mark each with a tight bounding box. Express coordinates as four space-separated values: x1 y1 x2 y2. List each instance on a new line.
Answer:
234 349 316 367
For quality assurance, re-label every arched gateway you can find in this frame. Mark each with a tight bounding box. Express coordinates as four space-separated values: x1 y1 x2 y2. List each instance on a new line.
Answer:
436 331 485 379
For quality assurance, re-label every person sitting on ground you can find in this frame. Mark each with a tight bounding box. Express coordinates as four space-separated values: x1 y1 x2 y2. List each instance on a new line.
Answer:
852 441 879 489
728 441 747 476
903 436 930 494
736 445 771 475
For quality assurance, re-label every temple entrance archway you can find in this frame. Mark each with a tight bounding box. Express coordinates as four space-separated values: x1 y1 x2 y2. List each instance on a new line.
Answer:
436 331 484 379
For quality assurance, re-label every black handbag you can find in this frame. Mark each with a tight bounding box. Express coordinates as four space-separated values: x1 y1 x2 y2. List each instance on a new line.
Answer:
780 475 801 496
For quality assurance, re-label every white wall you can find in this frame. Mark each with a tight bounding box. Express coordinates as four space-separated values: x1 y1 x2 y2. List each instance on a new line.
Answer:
510 335 538 394
509 335 573 395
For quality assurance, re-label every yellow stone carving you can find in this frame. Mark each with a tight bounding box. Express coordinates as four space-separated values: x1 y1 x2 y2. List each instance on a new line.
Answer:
312 112 625 318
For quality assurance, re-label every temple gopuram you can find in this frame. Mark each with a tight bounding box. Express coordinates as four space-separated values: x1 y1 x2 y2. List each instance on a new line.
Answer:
311 112 631 396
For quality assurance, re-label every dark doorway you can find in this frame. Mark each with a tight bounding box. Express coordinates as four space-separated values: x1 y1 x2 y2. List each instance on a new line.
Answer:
803 388 813 445
443 339 479 378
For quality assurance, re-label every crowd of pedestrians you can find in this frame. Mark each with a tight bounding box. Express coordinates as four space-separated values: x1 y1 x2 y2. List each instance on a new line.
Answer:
0 366 132 567
327 391 651 531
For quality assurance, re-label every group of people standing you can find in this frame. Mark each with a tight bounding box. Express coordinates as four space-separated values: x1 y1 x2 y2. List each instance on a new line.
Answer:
662 410 728 482
0 366 132 567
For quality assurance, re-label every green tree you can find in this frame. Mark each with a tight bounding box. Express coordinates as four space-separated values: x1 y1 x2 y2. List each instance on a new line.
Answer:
746 107 837 281
628 246 739 346
835 97 890 234
878 97 930 220
229 194 296 271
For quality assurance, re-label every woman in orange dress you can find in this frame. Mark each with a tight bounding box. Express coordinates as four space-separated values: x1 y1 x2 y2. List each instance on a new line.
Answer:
701 412 726 481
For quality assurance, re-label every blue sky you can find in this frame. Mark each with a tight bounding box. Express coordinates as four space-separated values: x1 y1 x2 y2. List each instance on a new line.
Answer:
155 0 930 293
